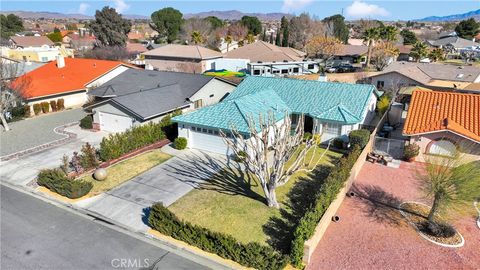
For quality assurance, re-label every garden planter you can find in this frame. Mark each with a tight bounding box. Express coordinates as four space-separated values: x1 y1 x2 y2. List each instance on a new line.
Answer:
93 168 107 181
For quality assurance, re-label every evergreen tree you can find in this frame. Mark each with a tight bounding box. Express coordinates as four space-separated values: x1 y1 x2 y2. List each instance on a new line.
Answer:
280 16 289 47
275 32 281 46
150 7 184 43
269 32 274 43
455 18 480 40
88 6 131 47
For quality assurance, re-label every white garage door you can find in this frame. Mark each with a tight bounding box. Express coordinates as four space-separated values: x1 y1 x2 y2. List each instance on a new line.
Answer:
99 112 133 133
428 140 457 157
190 130 229 155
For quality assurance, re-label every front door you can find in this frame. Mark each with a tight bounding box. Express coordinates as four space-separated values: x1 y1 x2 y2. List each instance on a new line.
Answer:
304 115 314 133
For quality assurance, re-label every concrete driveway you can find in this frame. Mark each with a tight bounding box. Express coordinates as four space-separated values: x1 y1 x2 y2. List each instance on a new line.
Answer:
0 125 107 186
82 149 227 232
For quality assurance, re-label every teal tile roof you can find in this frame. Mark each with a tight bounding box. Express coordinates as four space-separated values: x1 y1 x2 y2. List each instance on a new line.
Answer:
173 76 376 133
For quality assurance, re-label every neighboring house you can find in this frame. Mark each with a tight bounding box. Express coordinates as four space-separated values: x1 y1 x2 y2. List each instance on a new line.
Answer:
368 62 480 92
219 41 319 76
0 57 46 78
9 36 54 49
2 45 74 63
403 90 480 162
68 33 96 52
427 34 480 57
87 69 236 132
218 38 239 53
126 42 148 65
143 44 223 73
396 45 413 62
331 45 368 65
12 57 132 113
173 76 378 155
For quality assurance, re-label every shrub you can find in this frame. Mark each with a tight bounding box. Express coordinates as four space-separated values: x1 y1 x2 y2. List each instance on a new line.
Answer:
149 203 288 270
37 168 92 199
80 142 99 170
79 115 93 129
160 110 182 140
174 137 187 150
290 147 361 267
377 95 391 115
349 129 371 149
50 100 57 112
303 132 312 141
403 143 419 160
57 99 65 110
23 105 31 117
7 106 26 122
333 138 344 149
99 122 166 161
33 103 41 115
40 102 50 113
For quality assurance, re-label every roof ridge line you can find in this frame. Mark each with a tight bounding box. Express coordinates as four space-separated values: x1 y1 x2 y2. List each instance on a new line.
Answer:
115 82 179 98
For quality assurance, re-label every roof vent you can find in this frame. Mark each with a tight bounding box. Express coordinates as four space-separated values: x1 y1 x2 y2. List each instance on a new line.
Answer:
283 60 288 62
456 74 464 78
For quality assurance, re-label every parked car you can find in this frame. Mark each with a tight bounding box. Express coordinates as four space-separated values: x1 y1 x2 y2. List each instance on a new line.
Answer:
336 64 356 73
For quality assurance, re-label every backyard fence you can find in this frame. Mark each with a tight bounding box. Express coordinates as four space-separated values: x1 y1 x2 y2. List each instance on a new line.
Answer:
373 137 406 159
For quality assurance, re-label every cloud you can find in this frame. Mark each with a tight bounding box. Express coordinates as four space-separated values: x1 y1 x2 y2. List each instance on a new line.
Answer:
113 0 130 14
77 3 90 15
345 0 389 19
281 0 314 13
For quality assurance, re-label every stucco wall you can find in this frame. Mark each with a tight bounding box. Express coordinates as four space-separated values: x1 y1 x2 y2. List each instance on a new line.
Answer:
370 72 419 90
145 59 205 73
28 91 87 114
410 131 480 162
188 79 236 110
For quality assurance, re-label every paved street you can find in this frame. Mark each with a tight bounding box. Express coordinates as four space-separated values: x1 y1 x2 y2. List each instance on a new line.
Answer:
0 109 86 156
1 185 214 270
83 149 227 232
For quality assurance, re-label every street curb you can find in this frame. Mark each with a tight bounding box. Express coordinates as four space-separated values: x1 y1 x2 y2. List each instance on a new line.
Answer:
0 182 237 270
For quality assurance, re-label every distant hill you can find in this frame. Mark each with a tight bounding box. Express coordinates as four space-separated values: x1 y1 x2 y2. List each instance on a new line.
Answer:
0 11 148 20
185 10 290 20
418 9 480 22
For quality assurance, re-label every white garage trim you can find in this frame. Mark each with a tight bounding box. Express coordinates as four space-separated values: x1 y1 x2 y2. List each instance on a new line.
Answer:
99 112 133 133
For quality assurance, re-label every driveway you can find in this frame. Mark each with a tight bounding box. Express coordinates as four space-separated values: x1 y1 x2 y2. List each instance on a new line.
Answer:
0 109 86 156
0 125 107 186
82 149 227 232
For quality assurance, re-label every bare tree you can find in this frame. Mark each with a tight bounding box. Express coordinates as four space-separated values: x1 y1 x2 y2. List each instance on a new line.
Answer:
227 23 248 43
0 61 31 131
181 18 212 45
289 13 325 50
220 112 327 208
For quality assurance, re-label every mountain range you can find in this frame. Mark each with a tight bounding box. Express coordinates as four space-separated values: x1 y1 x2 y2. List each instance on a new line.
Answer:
184 10 290 20
418 9 480 22
0 11 149 20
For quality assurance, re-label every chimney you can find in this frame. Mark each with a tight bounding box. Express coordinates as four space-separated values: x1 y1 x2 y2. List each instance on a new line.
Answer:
56 55 65 68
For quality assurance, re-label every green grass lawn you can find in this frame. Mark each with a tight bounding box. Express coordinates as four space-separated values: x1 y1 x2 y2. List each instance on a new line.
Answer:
168 147 342 246
82 149 171 194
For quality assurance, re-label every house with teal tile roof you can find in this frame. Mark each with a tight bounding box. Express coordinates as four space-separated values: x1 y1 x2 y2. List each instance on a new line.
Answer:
173 76 378 154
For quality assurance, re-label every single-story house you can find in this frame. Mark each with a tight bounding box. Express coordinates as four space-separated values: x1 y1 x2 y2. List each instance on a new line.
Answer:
395 45 413 62
143 44 223 74
331 45 368 64
367 62 480 92
12 57 132 113
87 69 237 132
9 36 54 49
218 41 319 76
173 76 378 155
427 35 480 54
403 90 480 162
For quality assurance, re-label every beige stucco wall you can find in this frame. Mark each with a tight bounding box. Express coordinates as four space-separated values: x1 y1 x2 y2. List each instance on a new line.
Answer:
27 91 87 114
145 59 205 73
409 131 480 162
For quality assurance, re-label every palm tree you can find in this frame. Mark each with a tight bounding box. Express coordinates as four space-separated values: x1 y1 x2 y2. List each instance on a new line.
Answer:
245 33 255 44
363 27 380 67
417 154 480 234
225 34 233 52
380 25 399 42
428 48 445 62
191 31 203 45
410 41 429 62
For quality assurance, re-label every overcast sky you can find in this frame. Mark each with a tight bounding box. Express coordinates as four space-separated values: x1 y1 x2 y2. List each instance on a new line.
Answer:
2 0 479 21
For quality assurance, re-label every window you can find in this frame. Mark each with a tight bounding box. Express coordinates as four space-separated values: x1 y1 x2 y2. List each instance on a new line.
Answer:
281 69 288 74
253 69 261 75
293 67 299 73
41 57 48 62
194 99 203 109
428 140 456 157
273 70 280 74
377 81 385 89
208 129 213 134
324 123 341 135
191 127 197 131
202 128 207 133
308 64 315 69
214 130 219 135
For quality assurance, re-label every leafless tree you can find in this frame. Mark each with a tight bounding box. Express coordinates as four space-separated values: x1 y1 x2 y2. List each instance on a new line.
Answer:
289 13 325 50
220 112 327 208
0 61 31 131
181 18 213 45
227 23 248 43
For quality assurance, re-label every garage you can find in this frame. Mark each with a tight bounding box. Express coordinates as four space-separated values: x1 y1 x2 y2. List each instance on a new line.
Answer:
185 127 230 155
98 112 133 133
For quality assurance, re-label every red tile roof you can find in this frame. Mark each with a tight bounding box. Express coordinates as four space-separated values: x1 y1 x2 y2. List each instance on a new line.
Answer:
14 58 127 99
403 90 480 142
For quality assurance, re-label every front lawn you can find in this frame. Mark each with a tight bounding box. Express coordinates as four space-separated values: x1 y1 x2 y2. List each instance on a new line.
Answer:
168 147 342 246
81 149 171 194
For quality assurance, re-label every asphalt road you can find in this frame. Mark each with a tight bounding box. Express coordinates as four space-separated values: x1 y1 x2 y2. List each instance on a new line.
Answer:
0 185 211 270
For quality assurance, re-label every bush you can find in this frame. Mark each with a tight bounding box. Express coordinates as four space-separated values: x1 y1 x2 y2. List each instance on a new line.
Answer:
149 203 288 270
403 143 419 160
377 95 390 115
37 168 92 199
50 100 57 112
80 142 99 170
290 147 361 267
99 122 166 161
160 110 182 140
40 102 50 113
57 99 65 110
333 138 344 149
7 106 26 122
23 105 31 117
79 115 93 129
349 129 371 149
33 103 41 115
303 132 312 141
174 137 187 150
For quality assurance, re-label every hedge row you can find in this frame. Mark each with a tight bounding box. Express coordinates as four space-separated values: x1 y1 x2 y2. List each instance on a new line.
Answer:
289 146 362 267
99 122 166 161
148 203 288 270
37 168 93 199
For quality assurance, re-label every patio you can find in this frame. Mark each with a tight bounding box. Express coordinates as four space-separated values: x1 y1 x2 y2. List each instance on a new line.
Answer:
307 161 480 269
